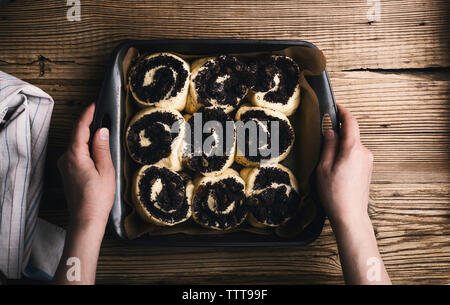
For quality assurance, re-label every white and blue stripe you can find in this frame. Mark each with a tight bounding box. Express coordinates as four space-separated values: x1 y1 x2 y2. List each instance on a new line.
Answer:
0 71 56 279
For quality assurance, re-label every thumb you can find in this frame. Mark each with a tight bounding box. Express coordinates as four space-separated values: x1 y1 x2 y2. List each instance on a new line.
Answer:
319 129 338 171
92 127 114 176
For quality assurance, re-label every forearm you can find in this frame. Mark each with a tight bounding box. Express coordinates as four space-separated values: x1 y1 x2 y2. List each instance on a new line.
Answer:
331 215 391 285
53 218 106 284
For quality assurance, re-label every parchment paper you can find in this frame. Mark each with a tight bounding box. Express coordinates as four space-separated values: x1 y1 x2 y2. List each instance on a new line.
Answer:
121 46 326 239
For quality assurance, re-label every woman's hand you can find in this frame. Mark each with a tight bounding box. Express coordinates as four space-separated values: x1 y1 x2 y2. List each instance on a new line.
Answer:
54 103 115 284
57 103 116 228
316 104 390 285
316 104 374 228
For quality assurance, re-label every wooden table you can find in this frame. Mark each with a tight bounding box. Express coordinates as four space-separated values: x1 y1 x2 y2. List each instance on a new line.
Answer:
1 0 449 284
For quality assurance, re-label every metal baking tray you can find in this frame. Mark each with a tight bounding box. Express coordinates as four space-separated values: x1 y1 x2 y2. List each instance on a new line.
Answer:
92 39 338 246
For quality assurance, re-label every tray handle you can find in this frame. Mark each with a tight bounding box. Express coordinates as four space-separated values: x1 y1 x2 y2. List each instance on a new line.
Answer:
313 70 339 136
90 50 124 146
89 44 129 237
90 78 115 140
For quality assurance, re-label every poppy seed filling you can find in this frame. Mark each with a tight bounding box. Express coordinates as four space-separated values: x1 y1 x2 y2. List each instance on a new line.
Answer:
194 55 252 107
193 177 247 229
127 111 180 164
138 166 189 223
186 107 235 173
249 167 300 226
249 56 300 104
253 167 292 189
239 109 294 162
130 55 188 104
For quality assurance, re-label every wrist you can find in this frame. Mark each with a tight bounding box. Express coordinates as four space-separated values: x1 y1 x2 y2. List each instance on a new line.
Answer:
68 215 108 236
329 212 373 237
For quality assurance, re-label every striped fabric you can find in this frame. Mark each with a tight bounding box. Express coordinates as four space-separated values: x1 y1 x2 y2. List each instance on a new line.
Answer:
0 70 61 279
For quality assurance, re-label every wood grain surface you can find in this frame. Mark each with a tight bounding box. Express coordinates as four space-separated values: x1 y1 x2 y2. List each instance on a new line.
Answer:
0 0 449 284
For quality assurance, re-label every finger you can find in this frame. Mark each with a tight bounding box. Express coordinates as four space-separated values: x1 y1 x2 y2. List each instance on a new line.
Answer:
337 104 360 148
71 103 96 150
91 127 114 176
319 129 339 171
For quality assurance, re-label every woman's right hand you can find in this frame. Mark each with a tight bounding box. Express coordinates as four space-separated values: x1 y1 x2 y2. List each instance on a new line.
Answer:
316 104 374 228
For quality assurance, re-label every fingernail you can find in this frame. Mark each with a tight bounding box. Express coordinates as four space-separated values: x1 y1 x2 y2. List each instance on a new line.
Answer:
99 128 109 140
324 130 335 139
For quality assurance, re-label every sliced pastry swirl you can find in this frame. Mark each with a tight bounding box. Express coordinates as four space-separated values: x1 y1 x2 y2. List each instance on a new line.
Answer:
183 106 236 176
234 105 294 166
126 107 185 171
132 165 193 226
241 164 300 227
129 52 190 111
191 169 248 230
186 55 252 114
248 55 301 115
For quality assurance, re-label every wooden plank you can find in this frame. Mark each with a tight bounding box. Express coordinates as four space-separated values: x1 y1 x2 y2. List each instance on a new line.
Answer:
329 71 450 184
0 0 449 74
92 208 450 285
95 235 344 284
